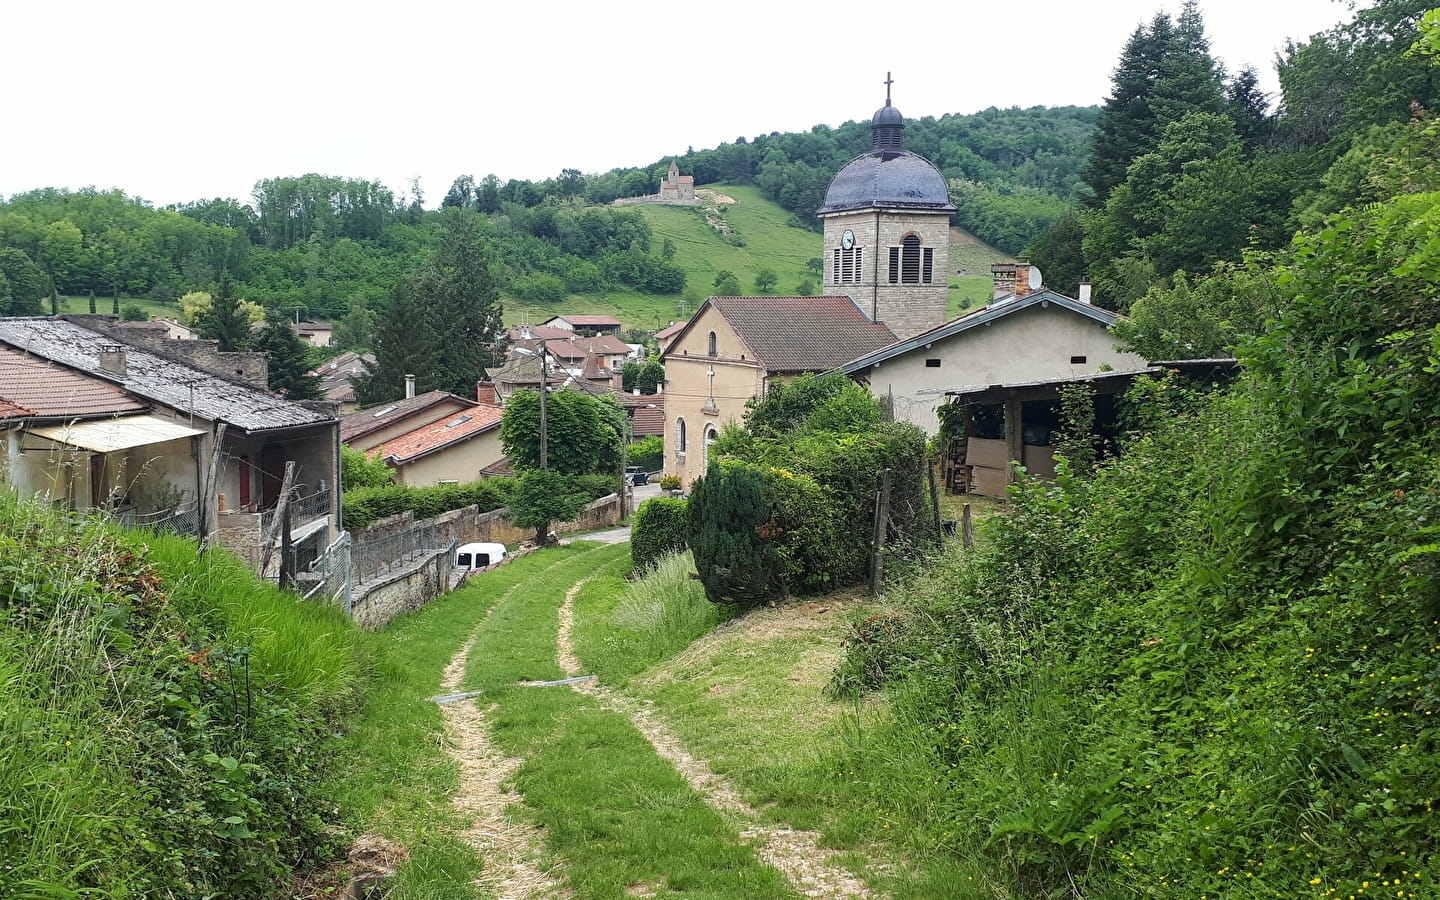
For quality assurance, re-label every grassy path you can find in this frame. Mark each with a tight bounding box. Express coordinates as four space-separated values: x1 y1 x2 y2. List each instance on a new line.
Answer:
554 577 879 899
444 543 807 899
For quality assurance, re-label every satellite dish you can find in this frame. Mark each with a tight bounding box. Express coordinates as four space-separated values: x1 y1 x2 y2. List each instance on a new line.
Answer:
1028 266 1043 290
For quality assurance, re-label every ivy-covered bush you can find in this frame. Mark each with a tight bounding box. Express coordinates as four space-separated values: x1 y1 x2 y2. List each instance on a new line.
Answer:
630 497 689 572
342 479 511 530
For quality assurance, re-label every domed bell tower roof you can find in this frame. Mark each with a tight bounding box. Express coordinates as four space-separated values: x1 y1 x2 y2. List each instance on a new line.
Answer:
817 73 955 216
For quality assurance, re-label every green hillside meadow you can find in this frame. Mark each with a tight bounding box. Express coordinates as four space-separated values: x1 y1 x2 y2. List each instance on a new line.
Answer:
507 184 1008 330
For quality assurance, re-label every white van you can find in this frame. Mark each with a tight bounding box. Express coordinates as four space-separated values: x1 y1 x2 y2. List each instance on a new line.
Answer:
455 542 507 571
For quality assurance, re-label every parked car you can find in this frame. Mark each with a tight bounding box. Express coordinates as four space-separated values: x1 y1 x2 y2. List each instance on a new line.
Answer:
624 466 649 486
456 542 507 571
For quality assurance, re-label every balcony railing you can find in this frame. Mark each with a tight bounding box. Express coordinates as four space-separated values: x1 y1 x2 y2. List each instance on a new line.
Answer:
111 503 201 537
259 486 332 536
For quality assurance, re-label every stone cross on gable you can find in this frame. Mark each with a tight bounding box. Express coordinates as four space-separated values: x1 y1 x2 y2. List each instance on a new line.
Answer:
884 72 893 106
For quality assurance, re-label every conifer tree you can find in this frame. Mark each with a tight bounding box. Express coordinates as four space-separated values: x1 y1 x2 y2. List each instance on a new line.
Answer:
197 276 252 351
87 289 96 314
686 461 781 605
253 311 323 400
1081 2 1225 202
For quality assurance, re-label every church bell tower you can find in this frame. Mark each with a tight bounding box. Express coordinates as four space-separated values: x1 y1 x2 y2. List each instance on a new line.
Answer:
816 75 956 339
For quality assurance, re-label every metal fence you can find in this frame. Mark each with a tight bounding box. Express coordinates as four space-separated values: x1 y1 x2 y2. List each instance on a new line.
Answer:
301 531 353 614
351 520 443 583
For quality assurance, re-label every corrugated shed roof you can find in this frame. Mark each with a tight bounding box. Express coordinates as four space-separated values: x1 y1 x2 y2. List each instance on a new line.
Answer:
379 405 504 464
0 318 333 433
0 346 148 419
339 389 470 442
507 325 572 341
30 415 205 452
679 296 897 373
554 315 622 327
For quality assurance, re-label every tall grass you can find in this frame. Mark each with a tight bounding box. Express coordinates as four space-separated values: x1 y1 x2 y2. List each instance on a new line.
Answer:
0 492 373 897
575 551 718 684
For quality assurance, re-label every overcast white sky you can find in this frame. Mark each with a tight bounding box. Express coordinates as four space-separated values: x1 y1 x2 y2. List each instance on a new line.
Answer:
0 0 1355 209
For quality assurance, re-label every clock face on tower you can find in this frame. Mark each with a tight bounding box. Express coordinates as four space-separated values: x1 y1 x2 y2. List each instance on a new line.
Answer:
841 229 855 250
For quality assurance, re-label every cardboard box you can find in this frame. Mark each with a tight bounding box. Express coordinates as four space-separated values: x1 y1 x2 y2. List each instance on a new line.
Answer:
1022 444 1057 480
969 465 1009 498
966 437 1008 471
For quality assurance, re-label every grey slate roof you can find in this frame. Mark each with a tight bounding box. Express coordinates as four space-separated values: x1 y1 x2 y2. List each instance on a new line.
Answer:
0 317 333 433
839 289 1124 374
816 150 956 215
667 296 897 374
339 390 472 443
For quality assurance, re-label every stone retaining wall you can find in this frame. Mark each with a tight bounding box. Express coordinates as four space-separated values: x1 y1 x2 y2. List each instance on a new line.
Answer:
349 547 449 630
352 493 624 553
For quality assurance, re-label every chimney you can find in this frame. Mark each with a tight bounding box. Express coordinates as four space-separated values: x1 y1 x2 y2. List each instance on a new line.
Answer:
475 381 497 406
99 344 127 377
1013 263 1032 300
990 263 1018 301
1078 282 1093 304
404 374 415 399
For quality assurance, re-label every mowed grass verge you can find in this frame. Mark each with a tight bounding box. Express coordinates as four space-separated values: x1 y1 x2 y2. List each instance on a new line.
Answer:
570 551 999 898
459 545 800 898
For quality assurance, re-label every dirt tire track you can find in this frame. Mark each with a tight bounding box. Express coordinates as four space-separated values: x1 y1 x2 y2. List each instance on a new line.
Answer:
557 578 880 899
437 551 611 900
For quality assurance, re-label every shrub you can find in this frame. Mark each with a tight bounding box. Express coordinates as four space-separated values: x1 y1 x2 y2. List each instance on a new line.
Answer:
342 478 510 530
571 472 619 502
686 460 781 605
627 434 663 472
658 473 681 491
341 444 394 489
631 497 689 572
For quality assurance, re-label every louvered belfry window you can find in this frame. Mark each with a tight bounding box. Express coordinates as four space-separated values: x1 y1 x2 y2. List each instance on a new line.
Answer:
833 247 862 284
901 235 922 284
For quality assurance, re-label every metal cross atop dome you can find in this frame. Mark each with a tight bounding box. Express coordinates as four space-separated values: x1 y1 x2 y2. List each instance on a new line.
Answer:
884 72 894 106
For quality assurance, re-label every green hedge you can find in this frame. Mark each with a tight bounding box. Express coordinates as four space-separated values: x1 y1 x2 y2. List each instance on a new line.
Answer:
342 479 512 530
630 497 689 572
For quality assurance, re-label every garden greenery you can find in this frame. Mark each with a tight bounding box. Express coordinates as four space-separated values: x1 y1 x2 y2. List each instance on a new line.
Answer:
831 186 1440 895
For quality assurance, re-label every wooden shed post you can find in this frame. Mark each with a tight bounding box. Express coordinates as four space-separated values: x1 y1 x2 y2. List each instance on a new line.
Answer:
1004 394 1024 483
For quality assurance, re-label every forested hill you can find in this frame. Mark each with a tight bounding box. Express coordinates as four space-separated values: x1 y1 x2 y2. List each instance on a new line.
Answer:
0 104 1092 338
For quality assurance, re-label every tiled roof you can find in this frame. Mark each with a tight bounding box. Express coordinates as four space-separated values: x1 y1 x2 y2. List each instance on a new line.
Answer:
617 392 663 409
0 346 149 420
310 351 375 405
0 318 330 432
654 321 687 340
631 405 665 436
339 389 470 443
678 296 897 373
378 405 504 465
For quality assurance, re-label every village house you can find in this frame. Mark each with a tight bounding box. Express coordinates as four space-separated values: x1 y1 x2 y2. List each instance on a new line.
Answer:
372 404 505 487
660 295 896 489
339 383 478 452
839 265 1150 436
0 315 341 575
308 350 375 413
292 321 334 348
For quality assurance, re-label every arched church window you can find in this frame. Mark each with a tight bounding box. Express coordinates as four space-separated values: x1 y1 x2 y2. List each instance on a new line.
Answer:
676 417 687 455
707 331 717 356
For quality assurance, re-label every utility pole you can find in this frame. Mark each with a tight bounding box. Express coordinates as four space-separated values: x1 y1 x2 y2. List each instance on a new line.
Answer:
618 414 631 520
538 342 548 470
